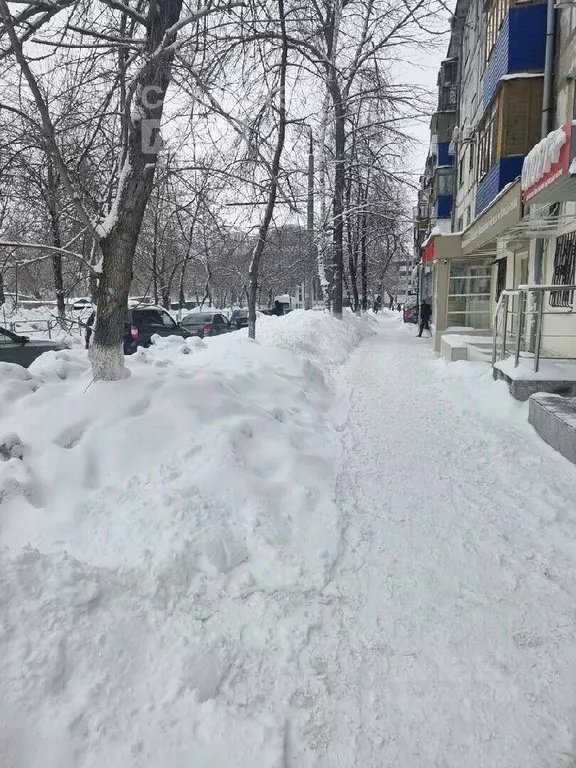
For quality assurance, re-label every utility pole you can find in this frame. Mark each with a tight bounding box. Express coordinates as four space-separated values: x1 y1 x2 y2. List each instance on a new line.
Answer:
305 128 314 309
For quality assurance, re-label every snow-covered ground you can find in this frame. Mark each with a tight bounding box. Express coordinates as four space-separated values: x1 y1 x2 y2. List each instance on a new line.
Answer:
2 309 576 767
1 302 86 346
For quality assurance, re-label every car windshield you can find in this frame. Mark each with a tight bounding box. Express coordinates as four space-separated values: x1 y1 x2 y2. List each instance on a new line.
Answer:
183 314 212 324
0 326 25 344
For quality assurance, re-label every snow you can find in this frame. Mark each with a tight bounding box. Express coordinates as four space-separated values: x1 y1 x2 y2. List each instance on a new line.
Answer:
500 72 544 81
441 333 493 348
3 310 576 767
495 354 576 381
1 302 87 346
522 125 568 190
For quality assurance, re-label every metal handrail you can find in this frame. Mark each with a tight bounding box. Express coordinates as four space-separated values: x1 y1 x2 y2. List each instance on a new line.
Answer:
492 290 520 367
493 285 576 373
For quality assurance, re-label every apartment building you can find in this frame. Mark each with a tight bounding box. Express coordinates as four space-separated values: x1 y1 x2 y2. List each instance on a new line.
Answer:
416 0 555 353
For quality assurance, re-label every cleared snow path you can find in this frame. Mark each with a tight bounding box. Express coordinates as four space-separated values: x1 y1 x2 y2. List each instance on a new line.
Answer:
294 313 576 767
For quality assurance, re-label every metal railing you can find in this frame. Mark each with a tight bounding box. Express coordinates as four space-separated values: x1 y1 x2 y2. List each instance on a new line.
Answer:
492 284 576 373
8 319 56 338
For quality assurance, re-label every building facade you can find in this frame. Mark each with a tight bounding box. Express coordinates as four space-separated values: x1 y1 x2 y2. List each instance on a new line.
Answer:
415 0 576 368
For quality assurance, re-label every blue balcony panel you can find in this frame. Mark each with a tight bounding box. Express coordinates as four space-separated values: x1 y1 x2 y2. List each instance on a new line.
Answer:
475 156 524 217
437 142 454 167
436 194 453 219
483 4 547 108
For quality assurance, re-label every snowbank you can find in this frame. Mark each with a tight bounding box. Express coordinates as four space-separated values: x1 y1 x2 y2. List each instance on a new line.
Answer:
255 309 375 369
0 310 372 768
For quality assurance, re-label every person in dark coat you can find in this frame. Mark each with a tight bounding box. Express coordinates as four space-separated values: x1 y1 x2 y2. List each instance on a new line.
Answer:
272 300 284 316
417 299 432 337
84 309 96 349
373 295 381 313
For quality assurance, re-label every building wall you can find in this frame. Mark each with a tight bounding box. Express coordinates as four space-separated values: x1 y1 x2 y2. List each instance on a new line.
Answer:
530 10 576 359
454 0 485 231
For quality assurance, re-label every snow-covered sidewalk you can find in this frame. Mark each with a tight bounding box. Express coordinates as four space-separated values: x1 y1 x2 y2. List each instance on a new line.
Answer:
2 310 576 767
322 313 576 766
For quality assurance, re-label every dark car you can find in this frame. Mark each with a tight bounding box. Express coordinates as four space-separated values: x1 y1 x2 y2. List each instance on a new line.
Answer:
180 312 233 338
0 326 68 367
124 306 194 354
230 309 249 330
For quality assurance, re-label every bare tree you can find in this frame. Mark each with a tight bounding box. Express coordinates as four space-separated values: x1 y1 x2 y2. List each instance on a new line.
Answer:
0 0 243 379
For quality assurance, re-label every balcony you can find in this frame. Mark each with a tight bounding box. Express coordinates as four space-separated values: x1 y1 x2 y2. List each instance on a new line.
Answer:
435 195 454 220
438 84 459 112
415 203 431 221
475 77 543 215
483 3 547 108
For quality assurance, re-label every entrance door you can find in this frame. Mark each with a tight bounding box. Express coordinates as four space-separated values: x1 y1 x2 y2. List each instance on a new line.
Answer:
496 258 506 300
513 254 529 339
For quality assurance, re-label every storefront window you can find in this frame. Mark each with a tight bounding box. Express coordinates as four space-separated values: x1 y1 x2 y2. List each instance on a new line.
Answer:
447 263 492 329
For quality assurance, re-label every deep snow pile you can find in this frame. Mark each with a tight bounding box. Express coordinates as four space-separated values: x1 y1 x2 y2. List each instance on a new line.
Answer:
0 310 372 768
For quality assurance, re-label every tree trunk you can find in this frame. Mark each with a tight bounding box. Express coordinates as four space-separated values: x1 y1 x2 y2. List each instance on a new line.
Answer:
360 209 368 312
248 0 288 339
0 271 5 306
46 161 66 320
90 0 184 380
331 82 345 319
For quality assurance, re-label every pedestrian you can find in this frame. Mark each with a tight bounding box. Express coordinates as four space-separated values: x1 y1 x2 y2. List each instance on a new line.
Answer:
272 300 284 317
389 297 394 310
84 308 96 350
374 295 381 314
417 299 433 337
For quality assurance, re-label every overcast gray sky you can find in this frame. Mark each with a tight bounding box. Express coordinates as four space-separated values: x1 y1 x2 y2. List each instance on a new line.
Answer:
400 17 453 200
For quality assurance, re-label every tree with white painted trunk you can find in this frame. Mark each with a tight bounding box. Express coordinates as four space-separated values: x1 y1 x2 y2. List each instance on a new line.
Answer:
0 0 243 380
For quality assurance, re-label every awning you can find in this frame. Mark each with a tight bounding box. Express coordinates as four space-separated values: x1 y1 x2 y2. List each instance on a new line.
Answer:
522 120 576 205
421 232 462 264
461 180 522 256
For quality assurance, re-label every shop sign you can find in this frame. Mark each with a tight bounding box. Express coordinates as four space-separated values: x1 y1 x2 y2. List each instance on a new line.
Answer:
522 121 575 204
462 181 522 255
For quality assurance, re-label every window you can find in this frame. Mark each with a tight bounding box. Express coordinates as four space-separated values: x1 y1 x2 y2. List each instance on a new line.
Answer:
550 232 576 308
437 168 454 195
136 309 166 325
457 216 464 231
466 206 471 227
485 0 509 64
459 151 465 186
477 102 498 180
447 263 492 328
159 311 176 327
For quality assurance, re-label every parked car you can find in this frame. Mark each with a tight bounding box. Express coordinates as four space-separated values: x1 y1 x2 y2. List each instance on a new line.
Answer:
403 298 419 324
0 326 68 367
230 309 249 330
72 298 92 311
180 312 233 338
124 306 194 354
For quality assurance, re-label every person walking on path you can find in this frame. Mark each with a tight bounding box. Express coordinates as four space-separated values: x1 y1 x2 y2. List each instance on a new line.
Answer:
417 299 432 337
